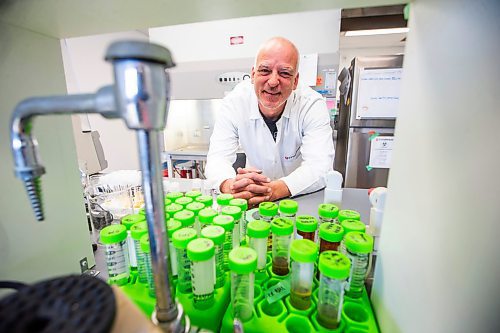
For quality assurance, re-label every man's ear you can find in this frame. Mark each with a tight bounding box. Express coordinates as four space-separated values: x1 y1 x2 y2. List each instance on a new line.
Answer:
251 66 255 84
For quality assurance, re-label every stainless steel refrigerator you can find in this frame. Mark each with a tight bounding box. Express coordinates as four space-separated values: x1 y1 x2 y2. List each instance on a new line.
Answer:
335 55 404 189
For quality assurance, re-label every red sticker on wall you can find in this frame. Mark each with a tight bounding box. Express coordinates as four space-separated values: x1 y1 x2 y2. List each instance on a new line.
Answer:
230 36 244 45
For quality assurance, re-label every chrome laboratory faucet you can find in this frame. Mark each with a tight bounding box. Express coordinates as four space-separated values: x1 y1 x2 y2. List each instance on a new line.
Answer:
9 41 188 333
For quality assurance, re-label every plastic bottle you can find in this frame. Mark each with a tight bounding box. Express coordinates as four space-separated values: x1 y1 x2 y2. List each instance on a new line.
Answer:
295 215 318 242
247 220 271 275
196 195 214 208
100 224 130 286
317 251 351 329
166 191 184 202
186 202 205 236
271 217 294 276
166 219 182 277
213 215 235 271
340 219 366 254
259 202 278 250
344 232 374 298
165 203 183 218
279 199 298 221
187 238 215 309
216 193 234 213
338 209 361 223
319 222 344 253
229 247 258 322
229 198 248 245
289 239 318 310
172 227 198 293
140 234 155 297
318 203 340 225
221 205 243 248
185 190 202 201
201 225 226 288
130 221 149 283
175 196 194 209
198 208 218 230
174 210 195 229
121 213 146 269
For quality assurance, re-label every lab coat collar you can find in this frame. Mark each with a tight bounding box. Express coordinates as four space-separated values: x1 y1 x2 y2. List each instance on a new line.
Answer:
249 88 296 120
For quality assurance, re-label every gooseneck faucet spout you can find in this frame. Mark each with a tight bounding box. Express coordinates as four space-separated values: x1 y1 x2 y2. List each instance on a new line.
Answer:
9 41 187 332
10 87 117 221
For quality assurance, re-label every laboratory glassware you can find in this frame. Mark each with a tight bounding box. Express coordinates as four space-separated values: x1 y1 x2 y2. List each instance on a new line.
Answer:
166 219 183 277
140 234 156 297
187 238 216 309
271 217 294 276
213 214 235 271
216 193 234 213
295 215 318 241
247 220 271 275
319 222 344 253
198 208 218 230
229 247 258 322
196 195 213 208
186 202 205 235
172 227 198 293
221 205 243 248
344 232 374 298
130 221 149 283
100 224 130 286
201 225 226 288
121 213 146 269
259 202 278 250
338 209 361 223
318 203 339 224
174 210 195 229
229 198 248 245
289 239 318 310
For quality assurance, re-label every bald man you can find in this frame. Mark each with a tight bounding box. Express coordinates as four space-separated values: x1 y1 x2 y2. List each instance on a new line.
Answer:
205 37 334 207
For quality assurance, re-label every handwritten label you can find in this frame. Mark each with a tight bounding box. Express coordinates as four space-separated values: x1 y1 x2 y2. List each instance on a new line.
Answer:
265 278 290 304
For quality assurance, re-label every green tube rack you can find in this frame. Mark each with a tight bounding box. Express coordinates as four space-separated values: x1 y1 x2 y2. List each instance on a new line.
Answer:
119 250 379 333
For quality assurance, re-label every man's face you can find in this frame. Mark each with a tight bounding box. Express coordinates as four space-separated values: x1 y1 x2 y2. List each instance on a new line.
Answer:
251 42 299 120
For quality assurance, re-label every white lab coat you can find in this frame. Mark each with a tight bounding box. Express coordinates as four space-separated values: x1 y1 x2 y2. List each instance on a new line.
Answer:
205 80 334 196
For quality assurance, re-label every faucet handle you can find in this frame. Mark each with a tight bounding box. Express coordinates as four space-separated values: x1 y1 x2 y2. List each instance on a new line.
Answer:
105 41 176 131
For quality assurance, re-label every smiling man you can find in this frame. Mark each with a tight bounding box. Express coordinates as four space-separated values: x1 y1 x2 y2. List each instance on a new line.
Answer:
205 37 334 207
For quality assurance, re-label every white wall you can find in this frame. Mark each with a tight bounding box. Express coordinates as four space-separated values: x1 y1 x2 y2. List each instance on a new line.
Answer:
0 23 94 288
149 9 341 62
372 1 500 332
61 30 149 172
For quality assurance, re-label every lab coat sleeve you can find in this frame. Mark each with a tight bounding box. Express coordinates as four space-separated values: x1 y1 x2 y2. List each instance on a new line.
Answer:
205 98 240 191
280 99 334 196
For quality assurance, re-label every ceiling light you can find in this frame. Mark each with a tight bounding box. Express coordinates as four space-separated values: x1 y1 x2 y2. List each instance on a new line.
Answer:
344 27 409 37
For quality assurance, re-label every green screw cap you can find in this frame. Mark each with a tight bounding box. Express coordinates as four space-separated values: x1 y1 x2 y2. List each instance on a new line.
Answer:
175 196 193 208
279 199 298 214
217 193 234 206
296 215 318 233
229 198 248 211
186 202 205 216
130 221 148 240
344 232 374 254
165 203 183 215
173 210 195 227
318 203 339 219
166 192 184 201
271 217 293 236
185 190 202 200
166 219 183 238
221 205 242 220
290 239 318 263
187 238 215 262
247 220 270 239
172 228 197 249
198 208 218 224
138 208 146 216
196 195 213 207
319 223 344 243
121 214 145 230
259 202 278 216
341 219 366 235
338 209 361 222
140 234 150 253
200 225 225 245
319 251 351 280
164 198 172 206
100 224 127 244
229 247 258 274
213 215 235 232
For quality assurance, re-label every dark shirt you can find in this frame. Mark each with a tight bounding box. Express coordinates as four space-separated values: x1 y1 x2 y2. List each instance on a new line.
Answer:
260 111 281 142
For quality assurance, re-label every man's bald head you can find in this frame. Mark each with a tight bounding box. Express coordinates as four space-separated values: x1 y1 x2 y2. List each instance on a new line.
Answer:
255 37 299 70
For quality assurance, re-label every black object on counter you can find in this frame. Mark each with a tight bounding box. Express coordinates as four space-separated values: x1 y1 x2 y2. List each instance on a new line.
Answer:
0 275 115 333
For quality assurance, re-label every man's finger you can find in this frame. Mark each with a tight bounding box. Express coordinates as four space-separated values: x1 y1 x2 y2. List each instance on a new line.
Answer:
231 178 254 191
231 191 254 200
248 195 270 207
235 172 270 184
245 184 272 195
237 167 263 174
